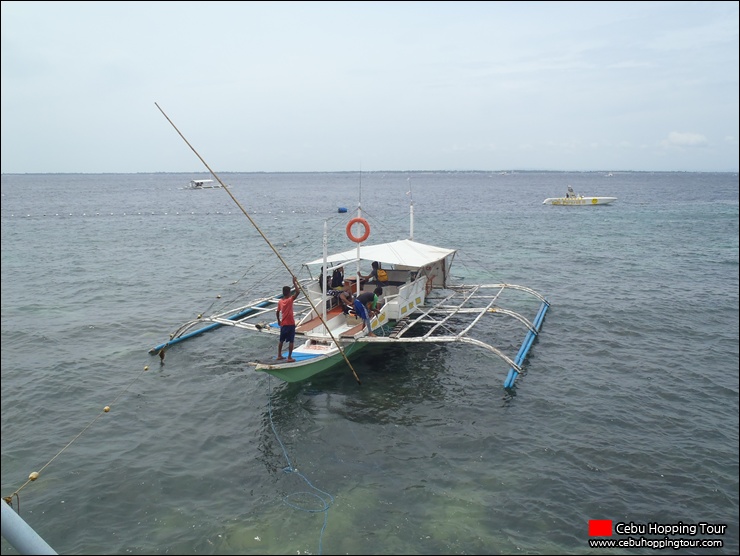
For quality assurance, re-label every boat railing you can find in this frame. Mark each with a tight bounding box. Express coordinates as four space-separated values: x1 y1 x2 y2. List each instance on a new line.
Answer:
381 278 427 321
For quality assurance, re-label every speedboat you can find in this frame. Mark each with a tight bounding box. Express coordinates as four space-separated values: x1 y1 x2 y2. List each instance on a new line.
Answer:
186 179 221 189
543 196 617 205
544 186 616 205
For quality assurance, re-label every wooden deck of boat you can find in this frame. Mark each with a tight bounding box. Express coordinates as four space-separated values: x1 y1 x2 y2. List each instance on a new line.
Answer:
295 305 367 338
340 322 365 337
295 306 344 333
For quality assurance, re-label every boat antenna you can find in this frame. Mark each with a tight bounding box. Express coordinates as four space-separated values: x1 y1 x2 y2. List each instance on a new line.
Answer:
407 177 414 241
155 102 362 385
358 164 362 206
354 167 363 279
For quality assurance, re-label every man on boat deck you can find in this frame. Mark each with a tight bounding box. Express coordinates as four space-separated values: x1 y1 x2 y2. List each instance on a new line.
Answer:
276 276 301 362
359 261 387 285
369 286 383 315
337 288 354 315
330 266 344 289
353 289 379 337
326 283 353 313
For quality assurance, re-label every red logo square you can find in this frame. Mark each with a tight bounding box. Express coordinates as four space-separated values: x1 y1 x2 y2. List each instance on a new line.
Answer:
589 520 613 536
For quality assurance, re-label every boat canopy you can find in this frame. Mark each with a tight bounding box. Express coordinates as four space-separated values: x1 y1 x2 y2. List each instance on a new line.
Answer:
305 239 456 269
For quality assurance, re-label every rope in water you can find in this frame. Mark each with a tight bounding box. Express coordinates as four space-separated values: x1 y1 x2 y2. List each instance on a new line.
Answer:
267 376 334 554
2 363 153 512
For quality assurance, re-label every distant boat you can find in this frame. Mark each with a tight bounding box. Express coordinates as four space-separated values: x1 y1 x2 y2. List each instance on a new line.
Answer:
543 185 616 206
186 179 221 189
543 196 617 206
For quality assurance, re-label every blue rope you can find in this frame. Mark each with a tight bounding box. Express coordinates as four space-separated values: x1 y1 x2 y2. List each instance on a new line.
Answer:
267 376 334 554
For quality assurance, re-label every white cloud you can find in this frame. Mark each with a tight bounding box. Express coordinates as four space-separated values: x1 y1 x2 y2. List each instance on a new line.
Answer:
662 132 709 148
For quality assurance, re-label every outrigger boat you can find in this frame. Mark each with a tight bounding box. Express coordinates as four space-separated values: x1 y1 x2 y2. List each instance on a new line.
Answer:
543 185 616 206
149 206 550 389
152 103 547 388
186 179 221 189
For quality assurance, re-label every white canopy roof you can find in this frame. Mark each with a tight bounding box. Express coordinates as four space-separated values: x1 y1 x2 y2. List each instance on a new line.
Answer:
305 239 456 268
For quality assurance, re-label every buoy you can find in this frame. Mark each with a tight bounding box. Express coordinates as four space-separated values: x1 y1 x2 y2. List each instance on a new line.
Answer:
338 207 348 213
346 217 370 243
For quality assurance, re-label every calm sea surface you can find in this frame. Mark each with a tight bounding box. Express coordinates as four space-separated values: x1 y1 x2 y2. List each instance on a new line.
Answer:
1 171 738 555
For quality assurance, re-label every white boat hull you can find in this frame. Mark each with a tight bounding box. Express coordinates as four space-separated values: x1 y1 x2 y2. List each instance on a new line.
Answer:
543 196 617 206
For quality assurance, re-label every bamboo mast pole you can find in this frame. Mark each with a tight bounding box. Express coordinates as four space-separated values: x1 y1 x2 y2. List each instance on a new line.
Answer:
155 102 361 385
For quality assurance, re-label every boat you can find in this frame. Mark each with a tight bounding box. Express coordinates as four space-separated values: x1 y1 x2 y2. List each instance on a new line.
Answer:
149 205 550 389
152 104 548 388
543 185 616 206
186 179 221 189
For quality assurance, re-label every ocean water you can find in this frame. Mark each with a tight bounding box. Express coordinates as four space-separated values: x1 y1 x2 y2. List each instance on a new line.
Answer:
1 171 738 555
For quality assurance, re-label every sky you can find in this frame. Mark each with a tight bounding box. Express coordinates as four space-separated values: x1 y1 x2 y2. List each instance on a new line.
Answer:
1 1 738 174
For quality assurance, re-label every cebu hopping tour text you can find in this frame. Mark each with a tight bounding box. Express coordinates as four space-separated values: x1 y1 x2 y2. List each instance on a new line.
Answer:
588 520 726 550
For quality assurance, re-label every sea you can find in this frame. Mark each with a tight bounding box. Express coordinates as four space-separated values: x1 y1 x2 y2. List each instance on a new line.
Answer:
1 171 738 555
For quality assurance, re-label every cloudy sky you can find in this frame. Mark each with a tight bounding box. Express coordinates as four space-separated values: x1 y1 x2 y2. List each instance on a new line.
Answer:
1 1 738 173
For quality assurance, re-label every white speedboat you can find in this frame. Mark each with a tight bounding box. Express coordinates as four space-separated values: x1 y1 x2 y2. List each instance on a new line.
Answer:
186 179 221 189
543 196 617 206
544 185 616 205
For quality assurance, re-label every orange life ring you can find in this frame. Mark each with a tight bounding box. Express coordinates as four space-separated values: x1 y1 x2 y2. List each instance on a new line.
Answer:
346 217 370 243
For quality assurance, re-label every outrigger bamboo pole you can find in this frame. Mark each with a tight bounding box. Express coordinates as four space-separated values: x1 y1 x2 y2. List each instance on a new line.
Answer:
155 103 362 385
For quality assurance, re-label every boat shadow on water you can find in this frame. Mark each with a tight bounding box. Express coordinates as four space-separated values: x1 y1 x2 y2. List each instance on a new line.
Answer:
267 344 451 413
259 332 531 446
252 343 455 476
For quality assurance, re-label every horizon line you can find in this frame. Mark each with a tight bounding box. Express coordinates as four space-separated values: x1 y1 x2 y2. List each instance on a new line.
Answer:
2 169 738 176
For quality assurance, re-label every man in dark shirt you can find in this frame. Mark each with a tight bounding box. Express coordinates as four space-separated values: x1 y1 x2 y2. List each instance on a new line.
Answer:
353 289 380 337
330 266 344 289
